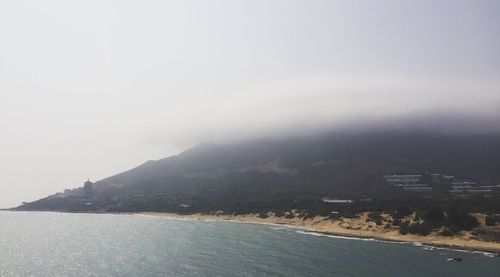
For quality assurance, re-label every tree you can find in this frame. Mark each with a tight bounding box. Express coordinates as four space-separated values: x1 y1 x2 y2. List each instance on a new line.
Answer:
399 222 409 235
423 206 445 227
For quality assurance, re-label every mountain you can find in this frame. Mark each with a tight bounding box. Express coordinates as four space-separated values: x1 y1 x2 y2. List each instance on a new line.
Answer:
14 130 500 213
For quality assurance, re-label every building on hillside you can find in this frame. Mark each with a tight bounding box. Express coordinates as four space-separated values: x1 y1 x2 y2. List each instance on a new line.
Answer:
321 198 354 204
83 179 93 197
401 186 432 192
386 174 431 195
387 172 498 199
384 175 422 186
451 181 478 186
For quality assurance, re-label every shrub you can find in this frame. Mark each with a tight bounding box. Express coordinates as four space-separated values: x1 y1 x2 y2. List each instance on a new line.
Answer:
340 210 359 219
445 208 479 231
399 222 409 235
485 215 500 226
408 222 420 234
485 216 495 226
438 227 453 236
367 212 383 222
396 206 412 218
408 222 432 236
423 207 445 226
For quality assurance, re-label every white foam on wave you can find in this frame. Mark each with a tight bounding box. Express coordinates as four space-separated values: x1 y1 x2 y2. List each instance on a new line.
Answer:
472 251 496 258
434 247 497 258
410 243 496 257
295 230 376 241
271 227 289 230
294 230 497 258
295 230 414 245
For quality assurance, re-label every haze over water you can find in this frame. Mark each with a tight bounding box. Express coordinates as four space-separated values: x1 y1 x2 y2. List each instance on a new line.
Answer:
1 212 498 276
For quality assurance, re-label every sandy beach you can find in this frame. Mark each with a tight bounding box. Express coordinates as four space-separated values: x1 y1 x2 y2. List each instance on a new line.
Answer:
138 212 500 255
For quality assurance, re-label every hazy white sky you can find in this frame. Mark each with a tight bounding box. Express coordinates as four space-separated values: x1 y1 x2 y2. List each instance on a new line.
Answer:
1 0 499 208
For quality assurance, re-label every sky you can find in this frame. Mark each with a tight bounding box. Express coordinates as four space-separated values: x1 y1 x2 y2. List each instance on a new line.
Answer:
0 0 499 208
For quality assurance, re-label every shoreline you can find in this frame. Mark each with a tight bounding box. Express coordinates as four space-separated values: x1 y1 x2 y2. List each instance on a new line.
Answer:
5 210 500 255
138 212 500 256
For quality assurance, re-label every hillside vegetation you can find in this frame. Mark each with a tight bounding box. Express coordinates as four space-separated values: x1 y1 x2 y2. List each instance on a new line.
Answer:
15 131 500 214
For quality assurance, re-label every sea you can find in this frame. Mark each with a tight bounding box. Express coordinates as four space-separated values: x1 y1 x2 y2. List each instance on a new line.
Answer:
0 211 499 276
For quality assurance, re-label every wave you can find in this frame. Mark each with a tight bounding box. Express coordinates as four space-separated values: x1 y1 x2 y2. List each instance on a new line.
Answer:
294 230 497 258
411 243 496 257
271 226 289 230
295 230 376 241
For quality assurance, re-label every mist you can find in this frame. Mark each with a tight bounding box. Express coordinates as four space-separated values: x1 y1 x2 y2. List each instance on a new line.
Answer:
1 0 500 208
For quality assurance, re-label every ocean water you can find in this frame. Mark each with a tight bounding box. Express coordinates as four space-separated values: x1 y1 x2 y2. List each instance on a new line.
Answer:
0 212 499 276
